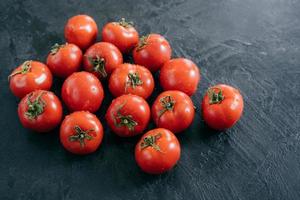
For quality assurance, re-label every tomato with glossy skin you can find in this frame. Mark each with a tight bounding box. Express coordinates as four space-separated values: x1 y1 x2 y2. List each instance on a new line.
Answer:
133 34 171 72
160 58 200 96
9 61 53 98
135 128 181 174
83 42 123 79
64 15 98 50
105 94 150 137
109 63 154 99
61 71 104 113
46 43 82 78
60 111 103 155
18 90 62 132
202 84 244 130
152 90 195 133
102 18 139 54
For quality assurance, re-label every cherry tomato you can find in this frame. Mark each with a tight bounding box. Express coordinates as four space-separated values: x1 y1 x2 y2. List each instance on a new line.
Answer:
102 18 139 54
61 71 104 113
46 43 82 78
9 61 53 98
202 84 244 130
105 94 150 137
64 15 98 50
18 90 62 132
60 111 103 155
133 34 171 72
160 58 200 96
83 42 123 79
135 128 181 174
109 63 154 99
152 90 195 133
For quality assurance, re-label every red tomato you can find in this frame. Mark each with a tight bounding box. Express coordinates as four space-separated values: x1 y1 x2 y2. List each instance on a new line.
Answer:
83 42 123 79
18 90 62 132
9 61 53 98
108 63 154 99
135 128 181 174
105 94 150 137
202 84 244 130
133 34 171 72
64 15 98 50
160 58 200 96
102 18 139 54
61 71 104 113
152 90 195 133
60 111 103 155
46 43 82 78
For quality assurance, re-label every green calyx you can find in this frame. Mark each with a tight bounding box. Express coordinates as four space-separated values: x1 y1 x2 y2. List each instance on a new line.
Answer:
69 126 94 148
207 87 225 104
136 35 149 51
25 91 46 119
158 95 176 118
88 56 107 78
117 18 134 28
8 60 32 81
113 101 138 131
50 43 65 55
125 72 143 92
140 133 162 152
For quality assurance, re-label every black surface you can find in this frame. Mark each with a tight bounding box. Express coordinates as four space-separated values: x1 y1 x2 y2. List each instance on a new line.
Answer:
1 0 300 199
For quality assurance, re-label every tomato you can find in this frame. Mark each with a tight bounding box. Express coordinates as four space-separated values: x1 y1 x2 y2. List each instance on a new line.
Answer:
83 42 123 79
46 43 82 78
105 94 150 137
9 61 53 98
64 15 98 50
202 84 244 130
102 18 139 54
135 128 181 174
61 71 104 113
18 90 62 132
152 90 195 133
108 63 154 99
133 34 171 72
60 111 103 155
159 58 200 96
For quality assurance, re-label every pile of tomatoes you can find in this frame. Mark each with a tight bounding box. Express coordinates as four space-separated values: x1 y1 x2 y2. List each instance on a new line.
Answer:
8 15 244 174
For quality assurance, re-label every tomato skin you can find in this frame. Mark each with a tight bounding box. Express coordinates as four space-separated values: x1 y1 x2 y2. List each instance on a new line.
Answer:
61 71 104 113
18 90 62 132
46 43 82 78
108 63 154 99
160 58 200 96
60 111 103 155
102 20 139 54
133 34 171 72
202 84 244 130
83 42 123 79
9 61 53 98
135 128 181 174
105 94 150 137
64 15 98 50
152 90 195 133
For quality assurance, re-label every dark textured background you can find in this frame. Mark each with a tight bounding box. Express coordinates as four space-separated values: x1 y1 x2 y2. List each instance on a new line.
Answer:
1 0 300 199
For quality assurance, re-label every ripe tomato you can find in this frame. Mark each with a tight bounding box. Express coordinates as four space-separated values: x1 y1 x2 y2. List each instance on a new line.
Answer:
18 90 62 132
108 63 154 99
83 42 123 79
152 90 195 133
135 128 181 174
105 94 150 137
61 71 104 113
64 15 98 50
102 18 139 54
46 43 82 78
202 84 244 130
160 58 200 96
133 34 171 72
9 61 53 98
60 111 103 155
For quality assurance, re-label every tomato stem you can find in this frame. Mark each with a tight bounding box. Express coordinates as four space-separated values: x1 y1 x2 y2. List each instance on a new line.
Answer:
8 60 32 81
158 95 176 118
50 43 66 55
117 18 134 28
207 87 224 104
125 72 143 92
112 101 138 131
136 35 149 51
69 126 94 148
25 91 46 119
88 56 107 78
140 133 162 152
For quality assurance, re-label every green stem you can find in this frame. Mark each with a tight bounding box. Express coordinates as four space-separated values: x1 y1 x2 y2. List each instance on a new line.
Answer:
112 101 138 131
117 18 134 28
140 133 162 152
136 35 149 51
158 95 176 118
8 61 32 81
69 126 94 148
125 72 143 92
50 43 65 55
88 56 107 78
25 91 46 119
207 87 225 104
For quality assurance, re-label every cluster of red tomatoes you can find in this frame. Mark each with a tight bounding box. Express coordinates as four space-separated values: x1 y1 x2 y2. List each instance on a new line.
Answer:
8 15 244 174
